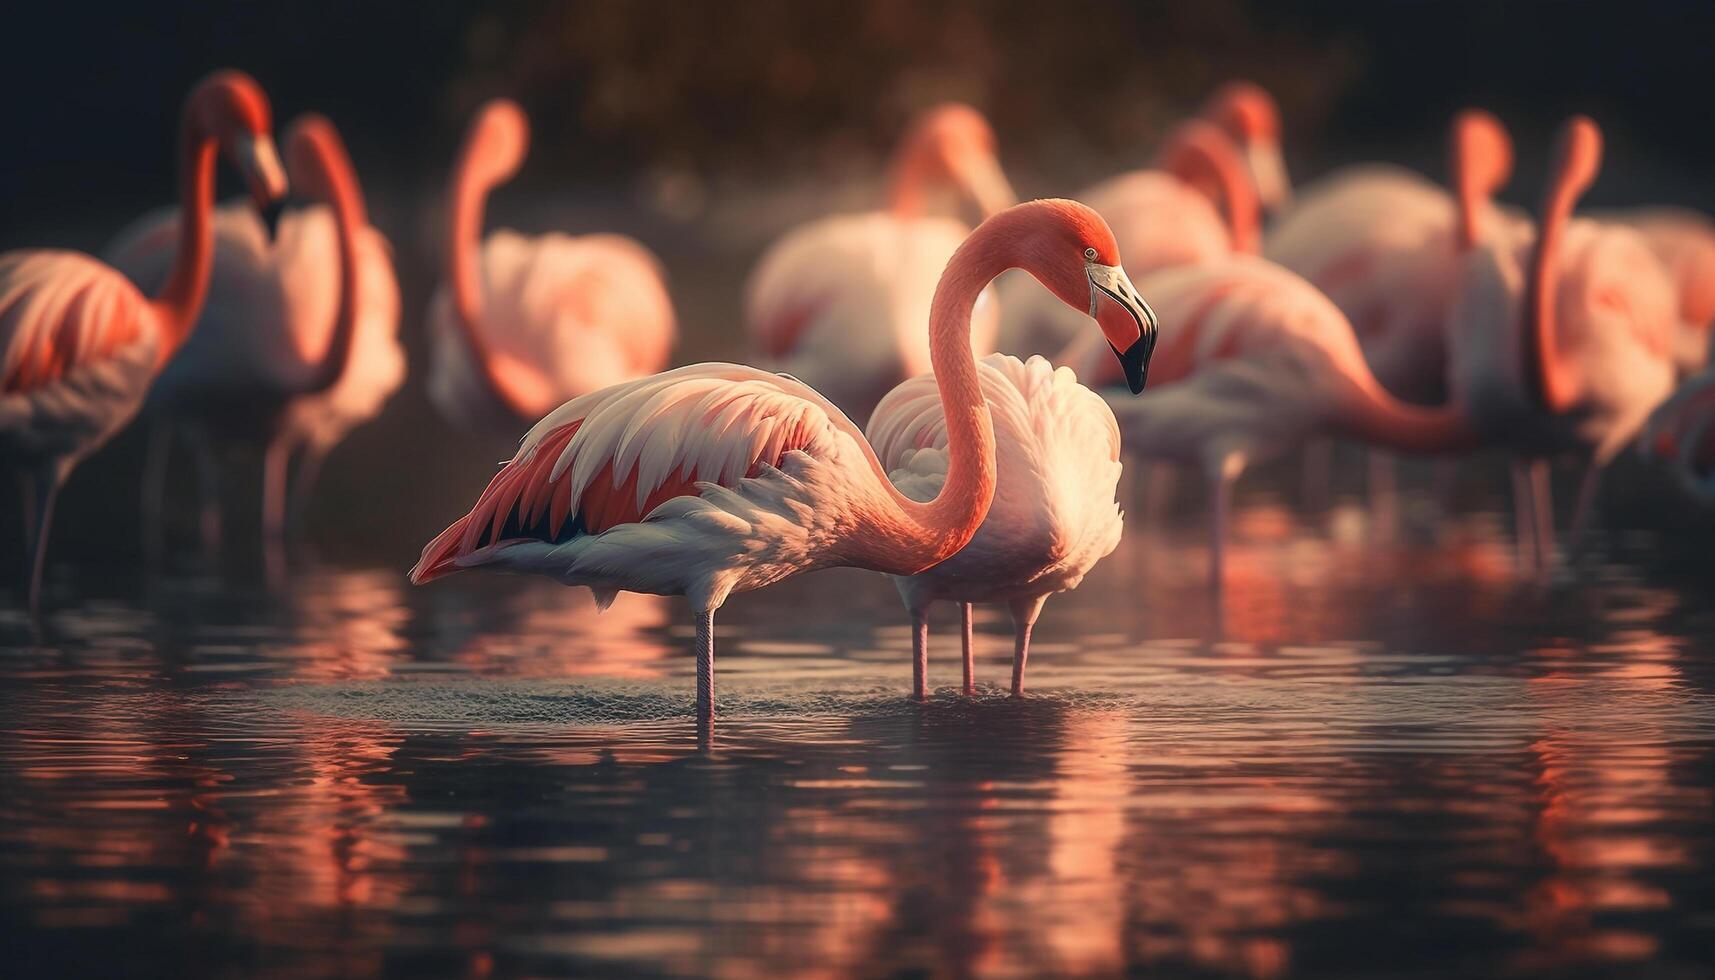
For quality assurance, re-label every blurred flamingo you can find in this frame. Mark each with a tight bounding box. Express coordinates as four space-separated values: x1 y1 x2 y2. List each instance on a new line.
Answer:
109 112 400 544
1002 118 1258 357
1 71 287 610
1596 208 1715 376
1199 80 1292 216
1446 116 1677 569
1062 255 1475 588
410 200 1155 721
745 103 1016 420
1641 369 1715 501
426 99 676 434
867 352 1130 698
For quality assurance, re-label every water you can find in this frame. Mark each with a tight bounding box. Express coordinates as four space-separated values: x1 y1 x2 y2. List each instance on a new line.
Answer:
4 494 1715 978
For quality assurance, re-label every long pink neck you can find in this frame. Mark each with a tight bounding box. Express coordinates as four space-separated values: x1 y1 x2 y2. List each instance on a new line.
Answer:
887 141 935 220
302 135 366 393
1156 124 1260 253
1450 111 1512 251
446 116 537 419
148 118 221 368
838 219 1011 575
1524 119 1600 413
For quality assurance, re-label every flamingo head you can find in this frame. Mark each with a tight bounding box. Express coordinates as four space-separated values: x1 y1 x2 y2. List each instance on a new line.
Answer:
284 113 366 227
461 98 531 190
893 103 1016 219
1201 80 1291 214
189 70 288 240
1448 109 1514 250
996 199 1158 392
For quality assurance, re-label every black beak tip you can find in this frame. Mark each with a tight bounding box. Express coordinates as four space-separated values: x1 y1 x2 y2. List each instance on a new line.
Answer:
1110 339 1150 394
260 199 286 242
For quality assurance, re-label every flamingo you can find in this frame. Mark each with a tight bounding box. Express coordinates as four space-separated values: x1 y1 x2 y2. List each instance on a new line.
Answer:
1641 370 1715 502
108 113 401 543
1444 116 1677 568
426 98 677 434
744 103 1016 420
409 200 1156 721
1199 80 1292 216
1596 208 1715 377
1001 118 1258 358
1061 255 1476 588
867 352 1125 698
1 70 287 610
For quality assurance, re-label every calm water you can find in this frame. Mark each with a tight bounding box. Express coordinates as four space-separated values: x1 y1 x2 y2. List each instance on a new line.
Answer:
4 492 1715 979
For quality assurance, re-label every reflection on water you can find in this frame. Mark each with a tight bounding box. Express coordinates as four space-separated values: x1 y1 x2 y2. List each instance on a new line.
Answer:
3 504 1714 978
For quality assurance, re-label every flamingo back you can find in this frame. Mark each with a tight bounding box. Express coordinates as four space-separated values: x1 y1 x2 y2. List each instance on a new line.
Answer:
412 363 846 582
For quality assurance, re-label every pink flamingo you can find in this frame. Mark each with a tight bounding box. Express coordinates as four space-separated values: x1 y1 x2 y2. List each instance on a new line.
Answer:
1642 370 1715 501
867 352 1128 698
426 99 676 433
1597 208 1715 376
410 200 1155 721
1002 119 1258 357
1062 255 1476 588
0 70 287 609
745 103 1016 420
108 113 400 543
1445 116 1676 569
1199 80 1292 216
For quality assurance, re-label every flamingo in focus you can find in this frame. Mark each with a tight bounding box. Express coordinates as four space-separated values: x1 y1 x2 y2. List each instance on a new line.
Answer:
1062 255 1477 588
1001 118 1258 357
108 113 400 543
1199 80 1293 216
1445 116 1676 569
409 200 1156 721
1 70 287 610
426 99 677 434
1641 370 1715 502
1596 208 1715 377
867 352 1128 698
745 103 1016 420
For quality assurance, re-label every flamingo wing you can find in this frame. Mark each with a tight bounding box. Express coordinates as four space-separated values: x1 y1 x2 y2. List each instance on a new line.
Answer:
411 363 846 582
0 250 151 396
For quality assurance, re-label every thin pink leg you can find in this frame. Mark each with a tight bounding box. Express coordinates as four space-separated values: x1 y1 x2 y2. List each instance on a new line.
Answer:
695 608 716 722
1510 460 1536 574
960 602 975 696
24 468 62 615
911 611 929 702
1208 453 1245 593
1530 460 1555 574
1009 595 1046 697
261 438 289 542
192 431 221 555
1565 461 1603 561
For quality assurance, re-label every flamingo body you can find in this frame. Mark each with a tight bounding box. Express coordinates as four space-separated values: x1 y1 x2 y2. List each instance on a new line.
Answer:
428 229 675 432
745 212 997 418
1601 208 1715 376
869 353 1122 694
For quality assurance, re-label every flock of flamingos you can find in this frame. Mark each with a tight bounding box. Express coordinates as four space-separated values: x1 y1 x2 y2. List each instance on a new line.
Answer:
4 70 1715 721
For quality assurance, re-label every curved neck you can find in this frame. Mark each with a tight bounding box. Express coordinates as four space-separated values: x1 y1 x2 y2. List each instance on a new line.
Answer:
147 120 221 368
886 142 934 221
1450 112 1512 251
1157 126 1260 253
1336 377 1477 454
1524 122 1600 413
302 148 366 393
446 132 540 420
844 228 1006 574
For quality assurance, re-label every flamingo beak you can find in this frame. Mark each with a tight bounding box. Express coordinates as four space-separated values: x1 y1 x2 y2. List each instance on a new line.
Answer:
1088 263 1157 394
955 151 1018 221
1247 140 1292 214
234 132 289 241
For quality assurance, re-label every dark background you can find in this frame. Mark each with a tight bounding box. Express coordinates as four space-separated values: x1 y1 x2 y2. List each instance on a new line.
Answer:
3 0 1711 579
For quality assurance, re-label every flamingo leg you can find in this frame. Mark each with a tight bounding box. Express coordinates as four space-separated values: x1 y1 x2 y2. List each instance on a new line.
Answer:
1368 449 1398 540
1300 436 1333 512
25 467 63 615
960 602 975 696
1510 460 1537 574
1530 459 1555 574
261 438 289 542
1565 461 1603 561
1207 451 1246 592
694 607 716 722
141 423 170 554
1009 594 1046 697
911 609 929 702
288 444 328 533
190 430 221 555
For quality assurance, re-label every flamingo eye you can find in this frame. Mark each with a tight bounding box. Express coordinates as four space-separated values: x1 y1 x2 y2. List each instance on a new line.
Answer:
1084 247 1098 261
